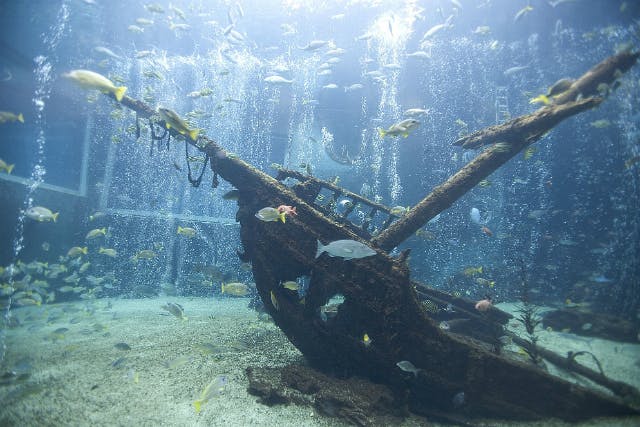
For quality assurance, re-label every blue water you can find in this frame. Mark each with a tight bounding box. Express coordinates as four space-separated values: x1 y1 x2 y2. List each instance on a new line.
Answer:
0 0 639 423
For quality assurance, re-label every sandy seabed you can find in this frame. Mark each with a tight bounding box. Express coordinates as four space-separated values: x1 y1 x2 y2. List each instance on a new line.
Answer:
0 297 638 427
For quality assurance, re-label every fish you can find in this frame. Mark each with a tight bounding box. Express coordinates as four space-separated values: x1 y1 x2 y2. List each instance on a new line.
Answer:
85 275 104 286
161 302 187 320
338 200 354 210
463 266 483 277
529 94 550 105
378 119 420 138
390 206 409 216
193 376 227 414
93 46 123 60
264 75 293 85
79 262 91 274
590 119 611 128
473 26 491 35
323 83 338 90
475 277 495 287
255 207 286 223
422 16 453 40
481 226 493 237
64 69 127 102
326 48 346 55
270 290 279 310
0 111 24 124
589 274 613 284
406 51 430 59
475 298 493 312
478 179 491 187
157 107 200 141
132 249 157 261
0 158 15 174
221 282 249 296
164 355 192 369
25 206 59 222
128 25 144 33
624 155 640 169
396 360 421 377
98 247 118 258
470 207 481 224
63 272 80 284
300 40 328 51
315 239 376 260
143 70 163 80
114 342 131 351
514 5 533 22
382 63 401 71
135 50 155 59
452 392 466 408
403 108 430 117
415 229 436 241
281 281 299 291
344 83 363 92
547 78 574 97
144 3 164 13
276 205 297 216
525 211 547 223
523 146 538 160
548 0 579 7
222 190 240 200
504 65 529 77
85 227 107 240
362 333 372 347
177 226 196 238
135 18 154 26
89 211 105 221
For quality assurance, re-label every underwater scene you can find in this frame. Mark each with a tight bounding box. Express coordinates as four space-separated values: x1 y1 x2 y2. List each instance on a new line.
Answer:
1 0 640 425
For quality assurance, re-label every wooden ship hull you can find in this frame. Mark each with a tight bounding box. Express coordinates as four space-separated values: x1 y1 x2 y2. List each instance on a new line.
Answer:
102 51 640 423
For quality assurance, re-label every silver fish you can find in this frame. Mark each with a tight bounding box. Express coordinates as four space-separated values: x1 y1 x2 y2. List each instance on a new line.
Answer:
315 240 376 260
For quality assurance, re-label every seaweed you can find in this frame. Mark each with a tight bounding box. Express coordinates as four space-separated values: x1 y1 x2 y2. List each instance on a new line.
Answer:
515 259 543 366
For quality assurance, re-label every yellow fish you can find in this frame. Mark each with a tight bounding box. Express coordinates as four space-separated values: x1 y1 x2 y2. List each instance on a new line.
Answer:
158 107 200 141
132 249 157 261
221 282 249 296
281 281 299 291
86 227 107 240
177 226 196 237
377 119 420 139
529 94 550 105
0 158 15 174
67 246 88 258
590 119 611 128
99 247 118 258
64 69 127 102
463 266 483 277
362 333 372 347
193 376 227 414
270 290 279 311
523 146 537 160
624 155 640 169
0 111 24 124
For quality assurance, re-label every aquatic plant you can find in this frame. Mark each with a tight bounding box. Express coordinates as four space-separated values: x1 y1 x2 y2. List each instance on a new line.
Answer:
515 259 543 366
